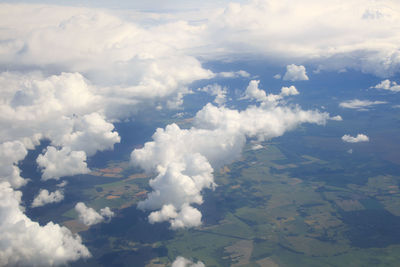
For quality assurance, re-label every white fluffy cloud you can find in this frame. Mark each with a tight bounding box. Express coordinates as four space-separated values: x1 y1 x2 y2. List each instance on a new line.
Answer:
172 256 205 267
342 134 370 143
339 99 387 110
330 115 343 121
199 84 227 106
75 202 114 226
37 146 90 180
373 79 400 92
0 182 90 266
283 64 309 81
132 81 332 229
31 189 64 208
0 141 28 188
244 80 299 103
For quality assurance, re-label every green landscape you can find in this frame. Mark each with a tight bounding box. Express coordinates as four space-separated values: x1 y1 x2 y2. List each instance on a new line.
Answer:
56 134 400 267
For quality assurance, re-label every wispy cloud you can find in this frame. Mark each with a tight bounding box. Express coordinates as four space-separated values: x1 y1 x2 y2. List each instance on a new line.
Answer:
339 99 386 110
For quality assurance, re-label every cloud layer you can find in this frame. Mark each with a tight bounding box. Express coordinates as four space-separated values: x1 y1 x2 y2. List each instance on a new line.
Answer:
0 0 399 264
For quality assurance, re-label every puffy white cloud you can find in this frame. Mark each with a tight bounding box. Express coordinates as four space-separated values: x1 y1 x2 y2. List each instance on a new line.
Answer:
75 202 114 226
342 134 370 143
251 144 263 150
283 64 309 81
339 99 387 110
31 189 64 208
172 256 205 267
37 146 90 180
57 180 68 188
0 141 28 188
99 207 115 219
244 80 299 103
149 204 202 230
132 81 332 228
199 84 227 106
373 79 400 92
330 115 343 121
0 182 90 266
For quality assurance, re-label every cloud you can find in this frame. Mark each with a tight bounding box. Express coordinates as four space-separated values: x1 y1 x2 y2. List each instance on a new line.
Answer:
199 84 227 106
373 79 400 92
0 141 28 188
0 5 215 264
0 1 399 263
218 70 250 78
57 180 68 188
132 81 331 229
283 64 309 81
0 182 90 266
37 146 90 181
339 99 386 110
31 189 64 208
75 202 114 226
330 115 343 121
251 144 263 150
342 134 370 143
172 256 205 267
206 0 400 77
244 80 299 103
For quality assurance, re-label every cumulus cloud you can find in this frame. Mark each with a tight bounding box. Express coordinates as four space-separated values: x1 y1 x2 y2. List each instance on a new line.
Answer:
31 189 64 208
330 115 343 121
342 134 369 143
373 79 400 92
75 202 114 226
132 81 331 229
57 180 68 188
0 4 216 264
339 99 386 110
37 146 90 180
0 182 90 266
283 64 309 81
251 144 263 150
199 84 227 106
172 256 205 267
244 80 299 103
0 141 28 188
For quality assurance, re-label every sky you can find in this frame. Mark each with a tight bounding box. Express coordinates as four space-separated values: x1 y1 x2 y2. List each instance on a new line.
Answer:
0 0 399 266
